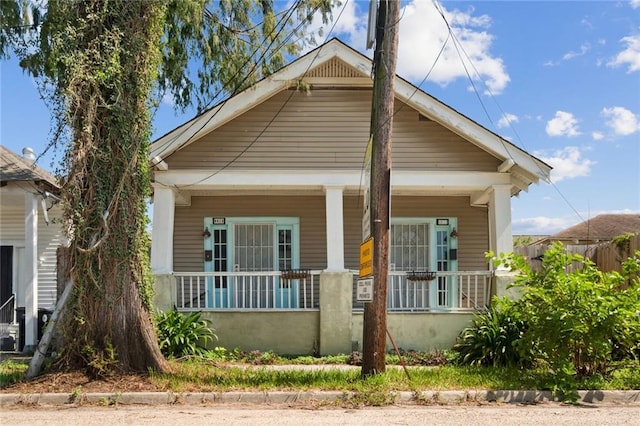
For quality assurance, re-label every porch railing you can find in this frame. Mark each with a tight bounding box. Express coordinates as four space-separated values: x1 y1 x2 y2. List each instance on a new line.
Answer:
174 271 320 311
353 271 493 312
0 294 16 324
0 294 16 338
173 270 492 312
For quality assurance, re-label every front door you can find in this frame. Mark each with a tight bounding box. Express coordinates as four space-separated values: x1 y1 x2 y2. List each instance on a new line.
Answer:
0 246 13 323
204 218 299 308
389 218 458 309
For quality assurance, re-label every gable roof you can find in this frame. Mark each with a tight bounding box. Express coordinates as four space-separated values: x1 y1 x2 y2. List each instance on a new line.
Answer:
547 214 640 243
150 38 551 190
0 145 59 190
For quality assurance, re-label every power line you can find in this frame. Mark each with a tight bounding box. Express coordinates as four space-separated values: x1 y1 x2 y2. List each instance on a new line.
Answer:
431 0 585 225
168 0 354 189
149 0 310 165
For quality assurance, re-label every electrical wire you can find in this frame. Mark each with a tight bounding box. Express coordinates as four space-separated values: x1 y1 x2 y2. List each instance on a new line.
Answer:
431 0 586 225
168 0 354 189
149 0 310 165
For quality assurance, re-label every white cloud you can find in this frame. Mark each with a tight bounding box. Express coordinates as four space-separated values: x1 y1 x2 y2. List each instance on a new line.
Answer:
631 0 640 9
545 111 581 137
601 106 640 136
161 91 176 108
326 0 367 47
497 113 518 129
512 216 574 235
544 42 591 67
396 2 510 94
592 131 604 141
607 34 640 73
535 146 596 182
302 1 368 54
562 43 591 61
307 1 510 93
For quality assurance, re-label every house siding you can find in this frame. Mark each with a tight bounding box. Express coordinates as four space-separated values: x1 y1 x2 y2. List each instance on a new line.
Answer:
173 195 488 273
174 196 327 272
0 202 65 310
165 89 500 172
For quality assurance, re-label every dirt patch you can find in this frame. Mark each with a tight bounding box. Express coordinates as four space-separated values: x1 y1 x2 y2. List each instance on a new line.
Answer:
1 353 166 394
1 370 166 394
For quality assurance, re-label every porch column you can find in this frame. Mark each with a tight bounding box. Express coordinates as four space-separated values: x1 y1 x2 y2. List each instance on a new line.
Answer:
24 191 38 352
151 186 175 274
323 185 346 271
488 184 513 261
319 272 353 355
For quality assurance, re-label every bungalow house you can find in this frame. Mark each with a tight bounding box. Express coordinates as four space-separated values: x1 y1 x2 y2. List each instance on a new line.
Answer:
0 145 66 352
149 39 551 355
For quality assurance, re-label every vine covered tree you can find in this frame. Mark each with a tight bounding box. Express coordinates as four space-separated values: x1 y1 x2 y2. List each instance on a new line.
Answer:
1 0 332 375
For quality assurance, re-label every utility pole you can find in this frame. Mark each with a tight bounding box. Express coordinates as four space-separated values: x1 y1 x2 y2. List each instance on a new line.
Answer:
361 0 400 377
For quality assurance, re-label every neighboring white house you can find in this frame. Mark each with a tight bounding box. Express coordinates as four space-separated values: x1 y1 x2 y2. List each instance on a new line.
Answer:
0 145 66 352
149 39 551 355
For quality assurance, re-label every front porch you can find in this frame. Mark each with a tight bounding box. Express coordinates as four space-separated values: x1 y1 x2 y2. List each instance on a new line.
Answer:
154 270 497 355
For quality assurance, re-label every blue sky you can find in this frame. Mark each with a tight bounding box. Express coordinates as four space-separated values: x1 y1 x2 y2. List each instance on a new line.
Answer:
1 0 639 235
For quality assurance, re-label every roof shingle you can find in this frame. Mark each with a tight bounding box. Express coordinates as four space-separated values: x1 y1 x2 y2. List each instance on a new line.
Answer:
0 145 58 188
549 214 640 241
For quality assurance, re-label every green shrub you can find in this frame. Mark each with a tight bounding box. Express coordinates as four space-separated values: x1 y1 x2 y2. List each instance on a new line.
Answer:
155 308 217 358
490 245 640 399
453 299 530 367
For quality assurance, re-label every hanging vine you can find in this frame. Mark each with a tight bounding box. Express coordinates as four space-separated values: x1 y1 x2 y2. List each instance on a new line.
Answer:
32 0 170 374
3 0 333 375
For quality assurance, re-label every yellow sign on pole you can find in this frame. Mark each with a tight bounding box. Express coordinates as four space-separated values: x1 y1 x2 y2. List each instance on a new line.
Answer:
360 238 373 278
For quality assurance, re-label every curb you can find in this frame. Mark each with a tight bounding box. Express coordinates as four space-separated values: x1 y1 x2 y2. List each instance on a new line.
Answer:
1 390 638 407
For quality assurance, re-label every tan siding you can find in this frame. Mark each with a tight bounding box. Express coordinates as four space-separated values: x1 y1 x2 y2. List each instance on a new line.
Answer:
391 196 489 271
166 90 499 172
174 196 327 272
175 195 488 273
344 195 488 271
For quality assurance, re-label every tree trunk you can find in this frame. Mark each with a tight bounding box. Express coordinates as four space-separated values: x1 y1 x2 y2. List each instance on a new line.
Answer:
52 0 170 374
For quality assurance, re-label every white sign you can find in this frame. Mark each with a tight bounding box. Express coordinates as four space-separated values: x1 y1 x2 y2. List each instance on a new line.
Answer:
362 136 372 241
357 277 374 302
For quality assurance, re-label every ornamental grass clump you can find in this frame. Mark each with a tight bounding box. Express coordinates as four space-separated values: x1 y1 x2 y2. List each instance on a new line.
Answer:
155 308 217 358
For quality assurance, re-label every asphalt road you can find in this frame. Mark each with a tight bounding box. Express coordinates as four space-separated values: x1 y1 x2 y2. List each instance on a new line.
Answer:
3 403 640 425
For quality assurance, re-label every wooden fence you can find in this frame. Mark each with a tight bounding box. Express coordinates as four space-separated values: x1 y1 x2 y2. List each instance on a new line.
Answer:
514 234 640 274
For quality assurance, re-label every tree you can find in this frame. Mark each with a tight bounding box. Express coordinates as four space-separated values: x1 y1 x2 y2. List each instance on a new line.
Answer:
1 0 332 375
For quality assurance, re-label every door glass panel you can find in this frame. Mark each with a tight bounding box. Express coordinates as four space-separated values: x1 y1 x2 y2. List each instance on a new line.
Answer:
213 228 227 288
390 223 429 270
278 229 292 270
436 229 449 306
235 224 274 272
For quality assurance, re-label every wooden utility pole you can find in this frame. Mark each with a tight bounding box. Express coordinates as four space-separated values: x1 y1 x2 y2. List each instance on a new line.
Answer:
361 0 400 377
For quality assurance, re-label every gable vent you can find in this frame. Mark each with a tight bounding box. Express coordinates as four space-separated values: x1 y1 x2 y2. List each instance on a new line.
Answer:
306 58 366 78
